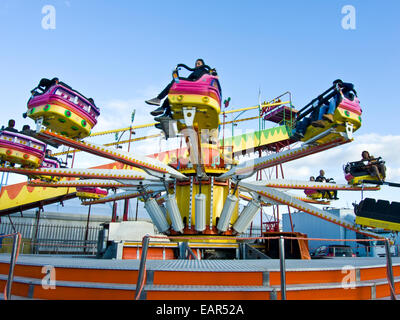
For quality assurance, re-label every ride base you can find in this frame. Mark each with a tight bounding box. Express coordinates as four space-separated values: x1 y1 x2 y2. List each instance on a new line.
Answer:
1 254 399 300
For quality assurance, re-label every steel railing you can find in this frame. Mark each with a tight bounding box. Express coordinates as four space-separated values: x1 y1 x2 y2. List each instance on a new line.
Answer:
1 232 21 300
133 234 398 301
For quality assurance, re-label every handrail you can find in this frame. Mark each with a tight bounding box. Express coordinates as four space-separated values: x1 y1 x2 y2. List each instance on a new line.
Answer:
134 234 150 300
385 239 396 300
1 232 21 300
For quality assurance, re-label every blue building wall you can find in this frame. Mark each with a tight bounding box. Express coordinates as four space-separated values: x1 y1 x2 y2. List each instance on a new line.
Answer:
282 208 399 257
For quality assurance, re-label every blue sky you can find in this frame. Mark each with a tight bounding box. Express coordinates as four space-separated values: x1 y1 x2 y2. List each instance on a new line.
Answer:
1 0 399 222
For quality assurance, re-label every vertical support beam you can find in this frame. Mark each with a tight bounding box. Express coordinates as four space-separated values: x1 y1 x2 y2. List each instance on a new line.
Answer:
189 177 193 229
84 204 91 254
32 208 42 254
135 198 139 221
209 176 214 228
5 233 20 300
111 201 118 222
279 162 294 232
279 236 287 300
123 199 129 221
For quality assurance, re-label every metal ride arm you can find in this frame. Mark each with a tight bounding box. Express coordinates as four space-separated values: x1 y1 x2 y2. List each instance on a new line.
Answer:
251 179 380 192
361 180 400 188
239 191 331 205
218 136 351 180
27 179 139 189
81 187 165 206
27 179 166 191
239 182 383 240
36 130 187 180
0 167 156 181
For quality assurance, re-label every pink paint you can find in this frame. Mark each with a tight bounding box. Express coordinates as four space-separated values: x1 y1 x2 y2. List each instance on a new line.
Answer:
338 94 362 116
76 187 108 196
169 74 221 105
28 84 100 125
0 130 46 160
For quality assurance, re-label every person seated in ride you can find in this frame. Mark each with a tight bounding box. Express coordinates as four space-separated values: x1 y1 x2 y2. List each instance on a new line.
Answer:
360 150 386 182
145 59 209 117
315 170 338 199
87 98 97 107
304 176 316 196
34 77 60 95
2 119 19 133
292 100 322 140
311 81 357 127
20 124 36 137
45 149 62 166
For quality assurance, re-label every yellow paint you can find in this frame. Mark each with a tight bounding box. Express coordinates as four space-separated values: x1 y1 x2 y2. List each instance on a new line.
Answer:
350 174 380 186
173 180 239 230
302 107 361 144
355 216 400 232
169 93 221 130
76 191 107 200
28 104 93 139
29 174 61 183
0 147 42 168
0 183 74 211
306 191 336 200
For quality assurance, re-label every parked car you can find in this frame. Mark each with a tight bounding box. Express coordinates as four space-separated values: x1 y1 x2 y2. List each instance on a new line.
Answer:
375 239 396 257
311 245 356 258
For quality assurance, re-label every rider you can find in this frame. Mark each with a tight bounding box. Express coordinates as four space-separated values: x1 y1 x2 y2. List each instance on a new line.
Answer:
292 101 324 140
360 151 386 182
36 77 59 94
21 124 36 137
316 170 338 200
145 59 209 117
2 119 19 133
311 80 357 127
45 149 63 167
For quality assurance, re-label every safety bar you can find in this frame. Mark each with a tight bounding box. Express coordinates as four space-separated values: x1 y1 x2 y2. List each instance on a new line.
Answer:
296 88 338 122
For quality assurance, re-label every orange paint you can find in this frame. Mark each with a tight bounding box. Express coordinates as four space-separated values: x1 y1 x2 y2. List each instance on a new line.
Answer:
153 271 262 286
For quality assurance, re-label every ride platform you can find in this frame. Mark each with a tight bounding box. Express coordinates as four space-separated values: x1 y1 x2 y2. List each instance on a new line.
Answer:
262 105 298 124
1 254 399 300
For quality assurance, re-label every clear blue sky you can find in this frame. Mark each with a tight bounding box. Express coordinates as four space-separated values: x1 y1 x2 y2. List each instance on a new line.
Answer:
1 0 399 135
1 0 399 220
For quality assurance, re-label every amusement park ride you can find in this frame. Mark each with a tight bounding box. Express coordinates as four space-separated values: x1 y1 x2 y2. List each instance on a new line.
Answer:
0 64 399 261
